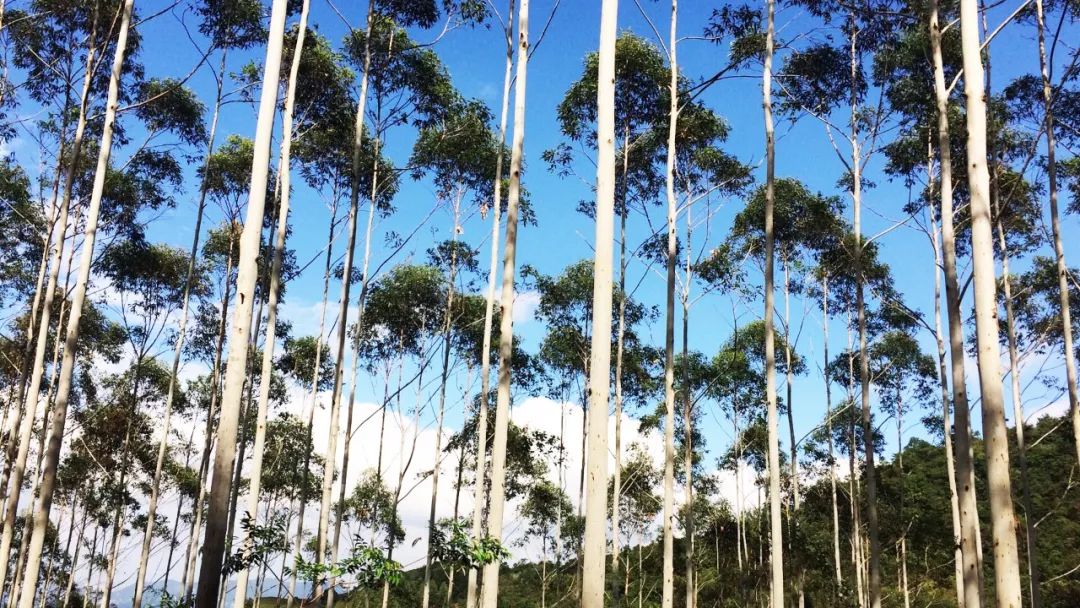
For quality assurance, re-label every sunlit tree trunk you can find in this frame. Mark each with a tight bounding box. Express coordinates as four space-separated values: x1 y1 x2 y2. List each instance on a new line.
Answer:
1035 0 1080 472
581 0 618 605
465 4 514 608
611 125 629 608
479 0 529 603
183 223 236 603
959 0 1024 602
15 2 135 606
927 187 966 608
762 1 785 606
232 2 310 604
928 2 984 604
194 0 289 603
0 8 100 589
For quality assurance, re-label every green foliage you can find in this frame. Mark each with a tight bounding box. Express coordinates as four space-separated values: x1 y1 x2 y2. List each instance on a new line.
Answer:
429 518 510 570
295 545 403 589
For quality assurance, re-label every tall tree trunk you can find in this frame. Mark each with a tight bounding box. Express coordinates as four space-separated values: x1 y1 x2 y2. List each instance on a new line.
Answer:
194 0 289 602
581 0 618 605
479 0 528 603
995 203 1042 608
14 1 134 605
659 5 682 608
132 48 227 608
231 2 310 603
611 125 629 608
762 1 785 606
421 200 462 608
465 4 514 608
682 184 695 608
184 225 237 604
315 6 375 601
848 14 882 608
927 189 966 608
822 278 843 587
959 0 1024 603
1035 0 1080 472
0 8 99 588
928 1 984 604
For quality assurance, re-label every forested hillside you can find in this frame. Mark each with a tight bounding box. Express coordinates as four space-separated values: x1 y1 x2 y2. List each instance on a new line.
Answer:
0 0 1078 607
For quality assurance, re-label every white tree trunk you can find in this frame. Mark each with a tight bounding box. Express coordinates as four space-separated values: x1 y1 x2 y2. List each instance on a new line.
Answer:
193 0 289 603
464 5 514 608
581 0 618 606
231 2 310 604
762 1 785 606
15 2 135 607
0 13 99 589
479 0 529 603
959 0 1024 603
1035 0 1080 473
928 1 984 603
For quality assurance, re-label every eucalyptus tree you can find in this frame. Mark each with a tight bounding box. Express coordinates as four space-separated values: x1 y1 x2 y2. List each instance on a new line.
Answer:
465 3 516 607
317 8 457 600
128 0 262 600
408 97 504 608
0 0 118 585
728 179 843 512
11 1 156 605
193 0 290 603
520 480 575 608
481 0 530 602
760 0 784 604
229 0 313 602
958 0 1025 602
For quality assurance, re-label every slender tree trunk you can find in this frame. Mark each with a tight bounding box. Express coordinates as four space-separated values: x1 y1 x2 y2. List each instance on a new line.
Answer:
927 189 966 608
0 9 99 588
682 185 695 608
762 1 785 606
848 15 882 608
1035 0 1080 473
822 278 843 587
132 48 227 608
194 0 289 602
996 204 1042 608
14 2 134 606
315 5 374 600
479 0 529 603
611 125 629 608
959 0 1025 603
60 511 87 608
465 5 514 608
659 5 680 608
231 3 309 604
285 194 338 608
184 226 237 604
421 201 462 608
928 2 985 604
581 0 618 605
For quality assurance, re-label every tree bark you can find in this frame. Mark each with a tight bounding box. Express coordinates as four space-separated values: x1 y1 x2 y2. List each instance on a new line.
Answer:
15 1 135 606
193 0 289 602
928 2 985 604
231 2 310 604
581 0 618 605
479 0 528 603
762 1 785 606
465 5 514 608
959 0 1024 602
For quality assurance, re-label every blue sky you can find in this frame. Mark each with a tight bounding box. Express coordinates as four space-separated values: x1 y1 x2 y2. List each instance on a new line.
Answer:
5 0 1079 578
117 0 1080 459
